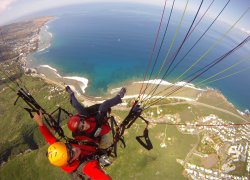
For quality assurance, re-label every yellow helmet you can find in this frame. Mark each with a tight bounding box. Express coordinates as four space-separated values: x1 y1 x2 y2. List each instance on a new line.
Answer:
47 142 69 167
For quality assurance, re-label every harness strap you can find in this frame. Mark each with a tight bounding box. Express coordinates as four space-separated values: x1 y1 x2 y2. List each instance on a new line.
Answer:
91 111 110 137
76 113 110 139
73 130 101 141
77 140 99 148
69 136 100 149
79 153 100 163
110 116 118 157
109 116 127 157
15 88 78 143
136 128 153 150
113 102 153 151
23 108 37 118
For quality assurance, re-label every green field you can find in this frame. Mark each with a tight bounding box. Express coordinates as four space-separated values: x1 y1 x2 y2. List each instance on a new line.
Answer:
0 72 248 179
0 75 75 164
104 122 197 180
0 123 197 180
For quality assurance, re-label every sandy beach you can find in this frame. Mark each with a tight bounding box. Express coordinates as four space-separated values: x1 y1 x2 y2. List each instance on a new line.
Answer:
32 63 206 110
34 65 87 93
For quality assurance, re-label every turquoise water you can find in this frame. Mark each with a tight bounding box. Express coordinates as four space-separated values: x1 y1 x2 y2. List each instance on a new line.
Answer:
31 3 250 110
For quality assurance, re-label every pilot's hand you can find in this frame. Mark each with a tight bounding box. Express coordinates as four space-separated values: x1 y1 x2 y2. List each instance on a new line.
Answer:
33 111 44 126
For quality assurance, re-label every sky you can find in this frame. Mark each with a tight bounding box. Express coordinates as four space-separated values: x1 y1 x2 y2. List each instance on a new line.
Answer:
0 0 249 31
0 0 163 25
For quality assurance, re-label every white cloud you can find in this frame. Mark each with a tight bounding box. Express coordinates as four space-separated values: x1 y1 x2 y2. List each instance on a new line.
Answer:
241 27 250 34
0 0 16 14
0 0 161 25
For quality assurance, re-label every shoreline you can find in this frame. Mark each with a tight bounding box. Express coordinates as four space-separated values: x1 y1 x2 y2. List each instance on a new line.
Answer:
22 17 248 115
32 63 249 116
34 64 204 96
37 26 52 52
133 79 204 91
31 22 206 98
29 62 249 117
36 19 54 52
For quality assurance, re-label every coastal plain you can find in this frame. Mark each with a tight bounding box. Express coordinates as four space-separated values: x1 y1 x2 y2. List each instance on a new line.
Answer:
0 17 250 180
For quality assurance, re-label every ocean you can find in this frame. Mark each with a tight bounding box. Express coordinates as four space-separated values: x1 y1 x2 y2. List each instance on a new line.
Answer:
29 3 250 111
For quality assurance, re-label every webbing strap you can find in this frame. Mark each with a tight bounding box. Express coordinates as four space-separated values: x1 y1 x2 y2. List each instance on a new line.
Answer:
109 102 153 155
110 116 125 157
15 88 72 142
136 128 153 150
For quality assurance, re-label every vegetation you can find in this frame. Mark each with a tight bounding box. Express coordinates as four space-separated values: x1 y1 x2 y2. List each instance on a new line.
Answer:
0 74 199 179
0 146 70 180
197 90 240 115
0 17 248 180
0 69 248 179
105 124 197 180
0 75 75 164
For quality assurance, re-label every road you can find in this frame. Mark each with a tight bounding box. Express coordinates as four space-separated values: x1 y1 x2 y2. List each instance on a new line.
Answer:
166 101 248 122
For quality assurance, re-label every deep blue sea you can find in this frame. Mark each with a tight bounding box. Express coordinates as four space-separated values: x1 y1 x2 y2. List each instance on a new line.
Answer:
29 3 250 111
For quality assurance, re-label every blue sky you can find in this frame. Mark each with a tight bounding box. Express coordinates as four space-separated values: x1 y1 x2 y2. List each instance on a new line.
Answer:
0 0 249 34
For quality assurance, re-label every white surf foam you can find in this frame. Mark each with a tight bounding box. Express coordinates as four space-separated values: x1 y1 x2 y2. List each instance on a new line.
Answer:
134 79 204 91
64 76 88 93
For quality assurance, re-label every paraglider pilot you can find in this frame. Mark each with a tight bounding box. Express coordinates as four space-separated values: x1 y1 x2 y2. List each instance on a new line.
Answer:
66 86 126 145
33 111 112 180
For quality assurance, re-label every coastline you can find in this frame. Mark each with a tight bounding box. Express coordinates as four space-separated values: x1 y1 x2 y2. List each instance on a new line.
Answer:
36 17 58 52
33 65 88 95
37 26 53 52
31 25 204 101
33 63 202 97
133 79 204 91
31 22 205 98
22 17 249 116
32 63 249 116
